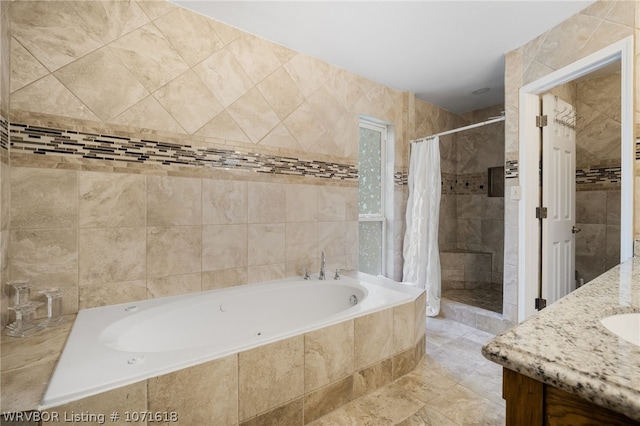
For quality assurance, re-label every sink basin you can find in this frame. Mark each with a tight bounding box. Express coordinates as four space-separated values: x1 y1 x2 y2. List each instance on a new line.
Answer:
600 313 640 346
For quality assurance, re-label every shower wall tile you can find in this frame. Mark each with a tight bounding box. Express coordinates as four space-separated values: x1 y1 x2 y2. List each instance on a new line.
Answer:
147 176 201 226
238 335 304 421
10 167 77 229
79 172 146 228
148 355 238 426
304 320 355 393
202 224 247 271
354 308 393 370
318 186 347 221
146 226 201 278
79 227 146 286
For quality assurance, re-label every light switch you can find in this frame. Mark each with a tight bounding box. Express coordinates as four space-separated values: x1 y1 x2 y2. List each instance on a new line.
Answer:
510 186 521 200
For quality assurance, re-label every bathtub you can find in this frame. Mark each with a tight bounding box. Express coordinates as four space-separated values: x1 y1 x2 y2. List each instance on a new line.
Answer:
41 274 421 410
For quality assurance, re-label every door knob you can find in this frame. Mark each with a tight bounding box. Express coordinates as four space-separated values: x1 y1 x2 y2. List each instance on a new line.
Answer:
572 226 581 234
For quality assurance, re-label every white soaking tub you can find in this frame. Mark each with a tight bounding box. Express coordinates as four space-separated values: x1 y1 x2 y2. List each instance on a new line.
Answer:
41 275 415 409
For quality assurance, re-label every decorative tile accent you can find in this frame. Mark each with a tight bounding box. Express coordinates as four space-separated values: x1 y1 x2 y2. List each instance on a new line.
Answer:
505 160 518 179
9 122 358 181
576 164 621 190
394 171 407 186
0 115 8 152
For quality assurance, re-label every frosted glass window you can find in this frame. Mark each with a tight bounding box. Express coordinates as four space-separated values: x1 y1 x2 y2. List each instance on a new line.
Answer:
358 119 386 276
359 221 383 275
358 126 383 215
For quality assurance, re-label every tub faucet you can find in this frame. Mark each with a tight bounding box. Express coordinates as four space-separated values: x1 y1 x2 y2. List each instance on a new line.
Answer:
319 251 326 280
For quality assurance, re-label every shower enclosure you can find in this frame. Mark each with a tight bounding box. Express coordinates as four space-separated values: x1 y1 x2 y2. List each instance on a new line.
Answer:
438 105 506 314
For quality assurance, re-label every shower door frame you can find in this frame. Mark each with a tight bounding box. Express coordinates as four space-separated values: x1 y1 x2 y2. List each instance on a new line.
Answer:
517 36 634 322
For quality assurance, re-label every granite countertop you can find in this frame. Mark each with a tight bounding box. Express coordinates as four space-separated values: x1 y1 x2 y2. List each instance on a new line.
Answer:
482 258 640 421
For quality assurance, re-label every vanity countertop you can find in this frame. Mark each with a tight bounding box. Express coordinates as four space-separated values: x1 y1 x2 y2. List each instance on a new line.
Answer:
482 258 640 421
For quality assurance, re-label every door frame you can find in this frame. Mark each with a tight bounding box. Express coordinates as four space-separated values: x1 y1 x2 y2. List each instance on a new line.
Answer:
518 36 634 322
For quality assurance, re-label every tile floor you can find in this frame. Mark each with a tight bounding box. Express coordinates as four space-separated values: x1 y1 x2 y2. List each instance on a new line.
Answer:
309 316 506 426
442 289 504 314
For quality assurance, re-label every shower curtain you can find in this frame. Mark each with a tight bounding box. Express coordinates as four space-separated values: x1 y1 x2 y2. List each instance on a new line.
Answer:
402 137 441 317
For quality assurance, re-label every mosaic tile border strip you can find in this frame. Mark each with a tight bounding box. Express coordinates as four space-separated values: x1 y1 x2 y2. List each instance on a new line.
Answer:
0 115 8 152
505 160 518 179
576 165 621 186
9 123 358 181
394 171 408 186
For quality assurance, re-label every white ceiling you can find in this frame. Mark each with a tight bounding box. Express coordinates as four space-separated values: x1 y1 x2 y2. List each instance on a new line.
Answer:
173 1 596 114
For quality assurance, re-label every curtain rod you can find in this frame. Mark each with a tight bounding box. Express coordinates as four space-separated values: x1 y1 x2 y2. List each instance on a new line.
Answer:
410 114 505 144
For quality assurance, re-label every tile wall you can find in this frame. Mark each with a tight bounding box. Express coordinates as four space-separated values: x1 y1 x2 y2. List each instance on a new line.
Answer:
1 0 463 328
503 0 637 323
1 0 10 328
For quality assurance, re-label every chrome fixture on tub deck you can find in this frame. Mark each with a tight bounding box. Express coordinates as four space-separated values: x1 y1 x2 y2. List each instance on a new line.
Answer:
319 251 326 280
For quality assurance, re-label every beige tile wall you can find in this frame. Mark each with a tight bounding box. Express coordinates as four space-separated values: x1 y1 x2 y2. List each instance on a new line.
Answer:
503 0 638 323
7 0 405 163
4 166 359 322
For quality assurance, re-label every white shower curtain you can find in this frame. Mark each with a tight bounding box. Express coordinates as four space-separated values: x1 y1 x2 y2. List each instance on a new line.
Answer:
402 137 441 317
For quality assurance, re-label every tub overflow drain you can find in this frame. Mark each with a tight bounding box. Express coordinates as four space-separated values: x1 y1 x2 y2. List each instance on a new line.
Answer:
349 295 358 306
127 355 145 365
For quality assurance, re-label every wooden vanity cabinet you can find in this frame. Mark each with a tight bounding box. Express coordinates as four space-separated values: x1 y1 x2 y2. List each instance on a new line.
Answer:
502 368 640 426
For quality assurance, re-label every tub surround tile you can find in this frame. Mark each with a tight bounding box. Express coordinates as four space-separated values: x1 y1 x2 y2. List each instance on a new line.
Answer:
248 223 285 266
147 226 201 278
79 172 146 228
304 320 355 393
285 185 318 223
248 182 285 224
10 167 77 229
352 358 393 400
9 228 78 292
202 224 247 271
303 376 354 424
193 48 254 109
10 37 49 93
201 268 247 291
79 279 146 309
247 263 285 284
1 360 58 413
202 178 247 225
148 355 238 426
147 176 201 226
318 222 346 257
392 348 417 380
414 293 426 343
42 381 147 426
393 302 415 353
146 273 201 299
285 222 318 264
240 397 303 426
238 336 304 421
79 227 146 286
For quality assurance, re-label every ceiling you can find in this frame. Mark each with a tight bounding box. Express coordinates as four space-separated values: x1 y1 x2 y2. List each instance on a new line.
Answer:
172 1 596 114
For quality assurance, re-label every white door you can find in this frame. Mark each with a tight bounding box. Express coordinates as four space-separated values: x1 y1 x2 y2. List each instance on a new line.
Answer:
541 94 576 306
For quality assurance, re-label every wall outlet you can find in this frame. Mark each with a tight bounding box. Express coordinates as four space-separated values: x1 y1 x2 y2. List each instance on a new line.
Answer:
510 186 521 200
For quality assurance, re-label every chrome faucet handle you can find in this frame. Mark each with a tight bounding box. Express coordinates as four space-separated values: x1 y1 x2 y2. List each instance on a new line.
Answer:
303 268 310 280
334 269 341 280
319 251 326 280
